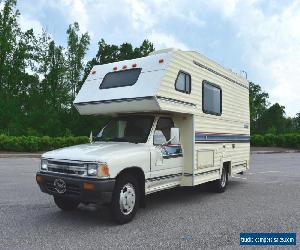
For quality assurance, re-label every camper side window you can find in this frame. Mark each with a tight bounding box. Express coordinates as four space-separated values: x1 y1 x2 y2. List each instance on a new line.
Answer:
175 71 191 94
202 81 222 115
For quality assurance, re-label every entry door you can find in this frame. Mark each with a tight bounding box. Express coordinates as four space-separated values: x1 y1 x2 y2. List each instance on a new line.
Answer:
150 117 183 178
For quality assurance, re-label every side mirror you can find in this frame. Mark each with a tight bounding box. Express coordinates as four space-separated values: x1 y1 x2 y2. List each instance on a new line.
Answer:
89 131 93 143
170 128 180 145
97 129 103 138
153 130 167 145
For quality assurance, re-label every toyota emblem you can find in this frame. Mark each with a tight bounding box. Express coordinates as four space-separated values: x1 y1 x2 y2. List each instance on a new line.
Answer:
53 179 66 194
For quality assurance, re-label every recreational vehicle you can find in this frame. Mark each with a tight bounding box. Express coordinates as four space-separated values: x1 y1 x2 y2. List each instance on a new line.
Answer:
36 49 250 224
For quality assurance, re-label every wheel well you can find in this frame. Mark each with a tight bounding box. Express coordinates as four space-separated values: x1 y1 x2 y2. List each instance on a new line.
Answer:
117 167 146 207
223 161 231 175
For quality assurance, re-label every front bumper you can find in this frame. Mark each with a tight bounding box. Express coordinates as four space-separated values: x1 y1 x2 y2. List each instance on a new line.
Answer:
36 172 115 204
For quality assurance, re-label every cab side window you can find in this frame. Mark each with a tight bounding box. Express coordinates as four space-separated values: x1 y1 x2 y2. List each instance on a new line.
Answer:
156 118 174 142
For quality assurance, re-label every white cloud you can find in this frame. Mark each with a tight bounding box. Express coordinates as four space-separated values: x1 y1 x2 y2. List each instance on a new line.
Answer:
187 11 206 27
124 0 156 31
45 0 90 34
208 0 300 116
148 31 189 50
207 0 242 17
18 0 192 50
124 0 190 49
19 15 43 34
64 0 89 33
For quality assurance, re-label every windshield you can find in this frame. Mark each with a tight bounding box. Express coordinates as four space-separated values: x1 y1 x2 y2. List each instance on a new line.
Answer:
95 115 154 143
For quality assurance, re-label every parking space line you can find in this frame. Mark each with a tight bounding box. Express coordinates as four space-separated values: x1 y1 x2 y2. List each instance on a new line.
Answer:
232 175 247 180
247 171 280 175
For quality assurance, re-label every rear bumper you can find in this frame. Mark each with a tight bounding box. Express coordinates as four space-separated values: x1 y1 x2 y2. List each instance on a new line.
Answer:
36 172 115 204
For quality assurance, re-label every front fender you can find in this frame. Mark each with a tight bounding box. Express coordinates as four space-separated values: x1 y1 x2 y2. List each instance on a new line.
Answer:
107 149 150 178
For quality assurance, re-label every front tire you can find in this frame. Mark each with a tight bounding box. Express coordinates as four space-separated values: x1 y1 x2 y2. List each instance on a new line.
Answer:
211 166 228 193
111 174 140 224
54 196 80 211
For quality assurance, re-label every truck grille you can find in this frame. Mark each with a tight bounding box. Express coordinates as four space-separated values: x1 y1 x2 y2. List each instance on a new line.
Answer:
47 160 87 176
46 181 81 195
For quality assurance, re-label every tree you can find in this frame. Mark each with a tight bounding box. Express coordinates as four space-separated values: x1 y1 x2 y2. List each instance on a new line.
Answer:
66 22 90 98
249 81 269 133
293 113 300 132
0 0 20 89
256 103 286 134
0 0 40 134
136 39 155 57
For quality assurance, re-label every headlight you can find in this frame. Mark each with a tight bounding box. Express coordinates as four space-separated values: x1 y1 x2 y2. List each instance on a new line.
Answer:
86 163 109 178
41 159 48 170
87 163 98 176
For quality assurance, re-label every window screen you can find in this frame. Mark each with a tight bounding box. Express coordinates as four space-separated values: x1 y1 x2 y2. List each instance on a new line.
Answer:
99 68 142 89
202 81 222 115
175 71 191 94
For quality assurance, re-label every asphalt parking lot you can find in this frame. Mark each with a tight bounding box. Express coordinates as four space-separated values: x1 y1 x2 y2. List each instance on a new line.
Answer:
0 153 299 249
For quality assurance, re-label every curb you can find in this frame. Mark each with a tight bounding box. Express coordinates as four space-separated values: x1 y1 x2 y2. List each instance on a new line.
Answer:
0 153 42 158
251 150 300 154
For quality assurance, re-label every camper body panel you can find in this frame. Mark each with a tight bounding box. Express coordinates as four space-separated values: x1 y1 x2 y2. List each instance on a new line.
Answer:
155 50 249 186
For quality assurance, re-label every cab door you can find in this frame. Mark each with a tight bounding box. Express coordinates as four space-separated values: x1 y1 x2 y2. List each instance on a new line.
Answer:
148 117 183 190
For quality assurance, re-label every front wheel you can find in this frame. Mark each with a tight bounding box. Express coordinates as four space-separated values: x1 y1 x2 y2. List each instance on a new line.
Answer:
110 174 140 224
54 196 80 211
210 167 228 193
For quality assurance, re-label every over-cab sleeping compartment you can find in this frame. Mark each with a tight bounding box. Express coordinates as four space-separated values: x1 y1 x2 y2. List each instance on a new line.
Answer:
74 52 172 115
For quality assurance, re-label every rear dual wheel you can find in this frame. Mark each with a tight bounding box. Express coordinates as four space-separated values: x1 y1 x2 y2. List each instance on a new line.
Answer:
211 166 228 193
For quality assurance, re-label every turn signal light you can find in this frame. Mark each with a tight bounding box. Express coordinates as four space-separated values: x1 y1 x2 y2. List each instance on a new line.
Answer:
98 164 109 177
83 182 96 191
132 63 137 68
36 175 43 183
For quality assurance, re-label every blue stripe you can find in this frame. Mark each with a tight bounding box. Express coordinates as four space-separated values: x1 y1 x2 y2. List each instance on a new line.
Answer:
195 133 250 142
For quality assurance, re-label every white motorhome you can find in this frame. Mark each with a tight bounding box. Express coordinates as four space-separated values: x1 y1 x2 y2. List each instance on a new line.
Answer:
36 49 250 224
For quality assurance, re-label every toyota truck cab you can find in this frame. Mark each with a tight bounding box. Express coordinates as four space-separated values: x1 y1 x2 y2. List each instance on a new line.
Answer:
36 49 250 224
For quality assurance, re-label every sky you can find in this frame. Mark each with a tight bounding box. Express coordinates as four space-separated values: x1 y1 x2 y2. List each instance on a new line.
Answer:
14 0 300 116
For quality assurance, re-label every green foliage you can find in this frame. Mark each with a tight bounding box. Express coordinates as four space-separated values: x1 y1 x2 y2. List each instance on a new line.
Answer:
251 134 300 148
256 103 287 134
250 81 300 134
66 22 90 97
0 134 89 152
249 82 269 133
0 0 154 138
250 135 265 146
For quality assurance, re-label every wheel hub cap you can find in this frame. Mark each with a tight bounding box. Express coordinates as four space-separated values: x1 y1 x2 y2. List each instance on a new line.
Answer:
119 183 136 215
221 170 226 187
